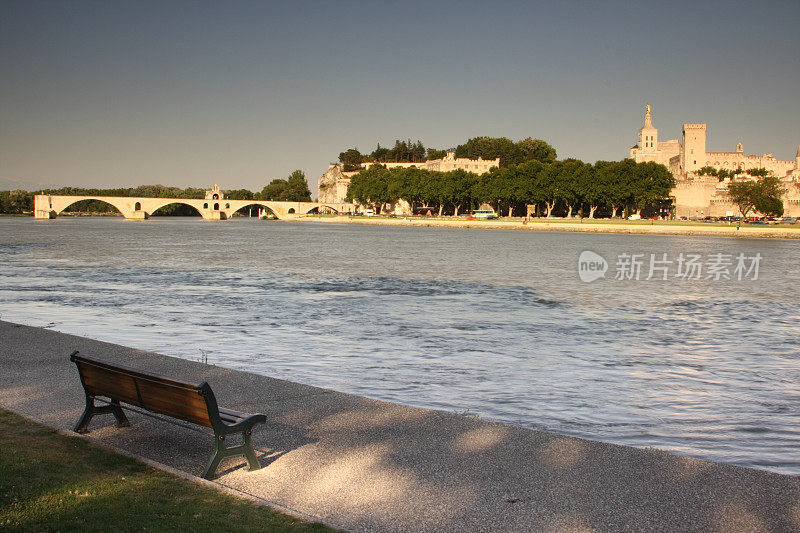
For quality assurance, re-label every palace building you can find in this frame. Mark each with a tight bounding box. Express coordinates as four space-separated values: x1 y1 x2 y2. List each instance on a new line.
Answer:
629 104 800 218
317 151 499 206
630 104 800 179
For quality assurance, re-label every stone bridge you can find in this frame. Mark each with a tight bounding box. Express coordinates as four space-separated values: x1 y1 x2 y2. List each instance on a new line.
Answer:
33 195 355 221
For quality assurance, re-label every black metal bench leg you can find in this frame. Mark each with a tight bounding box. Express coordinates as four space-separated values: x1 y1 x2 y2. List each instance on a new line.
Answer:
202 435 226 480
110 400 131 428
74 395 131 433
202 431 262 479
243 430 261 472
74 393 96 433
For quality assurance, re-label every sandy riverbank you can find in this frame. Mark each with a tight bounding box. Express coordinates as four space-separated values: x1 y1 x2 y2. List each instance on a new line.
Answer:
297 215 800 239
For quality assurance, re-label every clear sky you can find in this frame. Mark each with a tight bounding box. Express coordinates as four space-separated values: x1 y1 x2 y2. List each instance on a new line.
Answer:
1 0 798 193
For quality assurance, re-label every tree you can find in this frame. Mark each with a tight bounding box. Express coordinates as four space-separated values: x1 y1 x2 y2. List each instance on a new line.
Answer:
370 143 390 162
607 159 637 217
630 162 674 215
697 166 718 177
391 167 425 212
284 170 312 201
575 164 602 218
426 148 447 160
727 176 786 218
455 136 557 167
745 167 769 178
456 137 518 167
339 148 364 171
516 137 557 165
346 165 394 213
0 190 33 214
553 159 589 218
224 189 255 201
535 162 561 217
258 170 312 202
424 171 450 216
448 170 478 216
259 179 288 201
756 195 784 217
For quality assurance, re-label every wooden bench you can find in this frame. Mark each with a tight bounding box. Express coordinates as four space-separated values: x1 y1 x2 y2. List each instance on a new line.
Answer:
70 350 267 480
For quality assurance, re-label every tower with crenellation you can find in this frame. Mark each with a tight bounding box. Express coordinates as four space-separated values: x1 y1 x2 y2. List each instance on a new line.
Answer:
681 123 707 174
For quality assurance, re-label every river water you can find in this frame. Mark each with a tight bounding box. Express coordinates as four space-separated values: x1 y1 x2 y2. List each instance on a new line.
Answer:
1 217 798 475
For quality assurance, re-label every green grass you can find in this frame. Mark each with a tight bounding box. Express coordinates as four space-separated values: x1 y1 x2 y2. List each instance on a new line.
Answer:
0 408 336 532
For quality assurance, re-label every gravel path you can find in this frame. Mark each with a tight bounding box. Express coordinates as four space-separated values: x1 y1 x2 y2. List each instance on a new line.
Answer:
1 320 797 532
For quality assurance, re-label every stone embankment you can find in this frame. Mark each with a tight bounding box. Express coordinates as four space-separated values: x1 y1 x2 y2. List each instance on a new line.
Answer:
1 320 798 532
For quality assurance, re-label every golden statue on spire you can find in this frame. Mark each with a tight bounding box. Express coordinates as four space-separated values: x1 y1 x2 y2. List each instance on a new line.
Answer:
646 103 651 115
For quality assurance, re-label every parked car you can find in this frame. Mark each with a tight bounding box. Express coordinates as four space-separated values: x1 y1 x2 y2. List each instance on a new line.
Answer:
780 217 798 224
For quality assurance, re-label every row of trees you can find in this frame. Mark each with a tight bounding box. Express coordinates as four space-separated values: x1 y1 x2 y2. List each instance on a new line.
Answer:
346 159 676 218
454 137 557 167
339 140 443 171
0 190 33 214
697 166 770 180
0 170 312 215
0 185 211 215
338 136 558 171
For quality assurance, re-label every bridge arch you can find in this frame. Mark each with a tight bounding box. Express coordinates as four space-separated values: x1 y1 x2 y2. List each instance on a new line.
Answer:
316 204 350 214
56 197 124 216
230 202 276 217
142 198 204 217
150 202 202 217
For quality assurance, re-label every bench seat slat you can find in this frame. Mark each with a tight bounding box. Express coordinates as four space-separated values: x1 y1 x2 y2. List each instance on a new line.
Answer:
74 355 202 391
81 373 143 407
218 407 247 421
136 381 210 411
138 396 213 428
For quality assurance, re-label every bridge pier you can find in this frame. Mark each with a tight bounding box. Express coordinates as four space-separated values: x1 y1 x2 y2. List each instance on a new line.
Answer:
34 196 56 219
205 211 227 220
34 209 56 219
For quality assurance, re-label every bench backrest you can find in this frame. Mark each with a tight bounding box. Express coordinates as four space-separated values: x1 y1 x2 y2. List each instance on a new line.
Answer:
71 352 218 429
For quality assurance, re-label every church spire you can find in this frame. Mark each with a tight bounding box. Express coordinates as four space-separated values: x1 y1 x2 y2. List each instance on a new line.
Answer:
644 103 653 128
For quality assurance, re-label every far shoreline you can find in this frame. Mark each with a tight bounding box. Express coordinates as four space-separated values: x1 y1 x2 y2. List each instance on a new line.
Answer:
296 214 800 239
6 212 800 239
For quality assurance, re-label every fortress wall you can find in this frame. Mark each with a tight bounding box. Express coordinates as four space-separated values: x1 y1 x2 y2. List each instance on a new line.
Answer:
673 179 800 218
673 180 719 218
